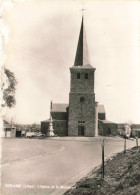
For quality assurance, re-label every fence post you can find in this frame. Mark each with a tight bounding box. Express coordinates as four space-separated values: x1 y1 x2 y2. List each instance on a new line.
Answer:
124 137 126 154
102 140 105 178
136 136 138 147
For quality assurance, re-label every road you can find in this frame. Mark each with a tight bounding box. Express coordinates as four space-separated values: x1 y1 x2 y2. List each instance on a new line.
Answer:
1 137 136 195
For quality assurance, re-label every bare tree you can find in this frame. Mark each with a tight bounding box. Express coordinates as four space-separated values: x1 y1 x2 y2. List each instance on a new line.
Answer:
123 123 132 154
135 132 139 148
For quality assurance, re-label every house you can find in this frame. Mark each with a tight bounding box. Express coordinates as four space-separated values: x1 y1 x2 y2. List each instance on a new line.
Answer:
3 120 16 138
131 124 140 138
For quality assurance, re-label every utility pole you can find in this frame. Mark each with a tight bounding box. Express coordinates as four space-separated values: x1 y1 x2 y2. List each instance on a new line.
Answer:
11 116 16 137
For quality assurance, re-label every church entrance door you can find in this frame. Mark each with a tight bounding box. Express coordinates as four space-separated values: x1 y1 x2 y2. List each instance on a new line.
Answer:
78 126 85 136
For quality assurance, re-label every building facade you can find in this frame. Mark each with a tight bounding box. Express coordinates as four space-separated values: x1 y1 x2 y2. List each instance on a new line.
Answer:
131 124 140 138
98 120 117 136
3 120 16 138
41 17 113 136
68 65 97 136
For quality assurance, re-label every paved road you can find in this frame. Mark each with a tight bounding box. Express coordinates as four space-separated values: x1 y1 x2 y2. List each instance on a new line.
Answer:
1 137 136 195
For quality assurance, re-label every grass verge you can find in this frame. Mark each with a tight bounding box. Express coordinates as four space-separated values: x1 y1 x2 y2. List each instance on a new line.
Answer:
64 146 140 195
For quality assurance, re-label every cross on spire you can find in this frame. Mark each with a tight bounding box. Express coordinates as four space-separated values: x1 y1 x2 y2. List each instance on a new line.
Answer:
80 8 86 19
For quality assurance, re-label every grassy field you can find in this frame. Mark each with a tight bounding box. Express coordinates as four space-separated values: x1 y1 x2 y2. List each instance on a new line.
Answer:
64 146 140 195
1 138 59 164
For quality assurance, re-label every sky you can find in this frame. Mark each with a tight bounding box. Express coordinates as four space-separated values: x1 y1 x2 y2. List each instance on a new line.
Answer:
3 0 140 124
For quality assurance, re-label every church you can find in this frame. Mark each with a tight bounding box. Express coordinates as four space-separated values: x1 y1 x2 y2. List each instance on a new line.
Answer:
41 17 116 137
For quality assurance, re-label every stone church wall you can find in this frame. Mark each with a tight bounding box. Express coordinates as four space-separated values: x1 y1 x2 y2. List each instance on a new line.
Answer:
98 113 106 120
51 112 68 120
68 92 96 136
70 68 95 93
41 121 49 134
53 120 68 136
98 120 118 136
41 120 68 136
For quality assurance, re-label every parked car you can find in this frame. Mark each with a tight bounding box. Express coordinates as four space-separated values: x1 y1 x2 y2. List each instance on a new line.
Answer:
26 132 36 138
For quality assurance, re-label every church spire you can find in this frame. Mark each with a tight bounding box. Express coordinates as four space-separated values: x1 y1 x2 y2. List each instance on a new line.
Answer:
74 17 90 66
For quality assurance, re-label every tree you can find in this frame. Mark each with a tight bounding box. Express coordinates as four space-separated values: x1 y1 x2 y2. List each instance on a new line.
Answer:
123 123 132 154
3 68 17 108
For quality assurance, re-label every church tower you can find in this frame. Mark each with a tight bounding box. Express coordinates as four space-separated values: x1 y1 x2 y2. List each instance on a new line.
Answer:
68 17 97 136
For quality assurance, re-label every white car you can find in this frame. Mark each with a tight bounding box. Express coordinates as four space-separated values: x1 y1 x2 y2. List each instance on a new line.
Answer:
26 132 36 138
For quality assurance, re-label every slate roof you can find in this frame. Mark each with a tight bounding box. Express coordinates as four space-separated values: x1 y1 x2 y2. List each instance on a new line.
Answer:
41 119 49 122
3 120 13 129
99 119 116 124
131 124 140 129
3 120 10 124
74 18 90 66
71 64 94 69
51 103 69 112
50 103 105 113
132 129 140 132
117 123 126 128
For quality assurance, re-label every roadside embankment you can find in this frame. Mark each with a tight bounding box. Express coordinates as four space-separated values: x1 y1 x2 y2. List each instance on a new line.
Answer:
64 146 140 195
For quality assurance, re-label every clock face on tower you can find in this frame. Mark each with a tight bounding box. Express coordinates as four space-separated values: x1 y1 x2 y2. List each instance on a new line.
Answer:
80 96 85 103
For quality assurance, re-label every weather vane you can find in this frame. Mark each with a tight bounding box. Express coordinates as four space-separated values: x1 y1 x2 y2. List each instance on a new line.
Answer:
80 8 86 19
